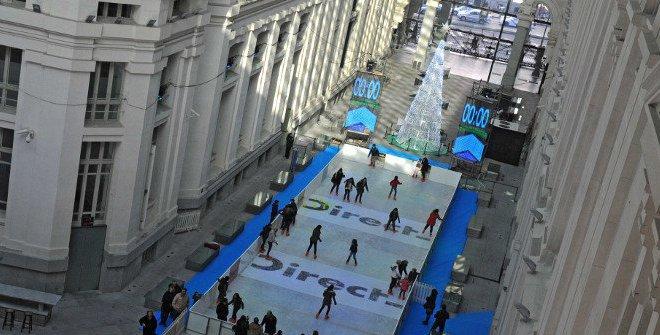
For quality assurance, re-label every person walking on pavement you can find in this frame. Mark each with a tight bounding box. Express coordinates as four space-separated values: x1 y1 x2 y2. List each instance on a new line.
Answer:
285 133 295 159
367 144 380 167
421 157 431 182
229 292 245 322
171 288 189 320
216 296 229 321
261 311 277 335
431 304 450 334
388 176 402 200
346 239 358 266
264 228 278 259
232 315 249 335
343 177 355 202
384 208 401 232
354 178 369 203
387 263 401 295
160 284 175 325
139 310 158 335
259 223 272 252
269 200 280 223
329 168 345 195
422 289 438 325
315 285 338 319
422 209 440 237
248 317 263 335
306 225 323 259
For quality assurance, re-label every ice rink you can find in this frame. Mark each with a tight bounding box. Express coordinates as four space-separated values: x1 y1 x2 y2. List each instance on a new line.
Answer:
188 145 461 335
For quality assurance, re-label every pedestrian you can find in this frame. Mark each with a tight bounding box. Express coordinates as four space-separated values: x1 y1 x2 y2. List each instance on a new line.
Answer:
343 177 355 202
171 288 189 320
216 296 229 321
288 199 298 225
421 157 431 182
388 176 402 200
306 225 323 259
313 332 319 335
431 304 450 334
387 263 401 295
229 292 244 322
367 144 380 167
233 315 249 335
261 310 277 335
422 209 440 236
270 200 280 223
398 277 410 300
397 259 408 277
285 133 295 159
248 317 263 335
160 284 175 325
172 281 183 295
384 208 401 232
217 276 230 298
259 223 272 252
422 289 438 325
329 168 345 195
265 228 278 258
354 177 369 203
279 204 295 236
408 268 419 284
315 285 337 319
139 310 158 335
346 239 358 266
412 158 422 179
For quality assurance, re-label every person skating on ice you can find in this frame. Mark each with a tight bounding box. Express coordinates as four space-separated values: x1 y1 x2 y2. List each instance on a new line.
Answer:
412 158 422 179
215 296 229 321
316 285 337 319
343 177 355 202
279 204 295 236
329 168 345 195
346 239 358 266
367 144 380 167
232 315 249 335
264 228 278 259
306 225 323 259
398 277 410 300
288 198 298 225
384 208 401 232
397 259 408 277
387 263 401 295
420 157 431 182
388 176 402 200
408 268 419 284
228 292 244 322
354 177 369 203
269 199 280 223
259 222 272 252
422 209 440 236
261 310 277 335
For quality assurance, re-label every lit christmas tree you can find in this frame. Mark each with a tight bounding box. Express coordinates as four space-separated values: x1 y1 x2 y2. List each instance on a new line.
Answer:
395 24 450 153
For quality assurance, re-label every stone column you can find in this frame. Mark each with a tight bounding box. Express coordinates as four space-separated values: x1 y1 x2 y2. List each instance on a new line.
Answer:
271 12 301 133
501 12 533 89
412 0 439 69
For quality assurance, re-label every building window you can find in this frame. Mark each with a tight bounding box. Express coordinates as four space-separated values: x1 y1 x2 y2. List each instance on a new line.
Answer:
0 45 22 112
73 142 115 222
86 62 124 121
97 2 134 21
0 128 13 212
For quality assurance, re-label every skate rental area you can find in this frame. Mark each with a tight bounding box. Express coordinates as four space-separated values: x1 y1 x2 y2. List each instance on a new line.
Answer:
184 144 461 335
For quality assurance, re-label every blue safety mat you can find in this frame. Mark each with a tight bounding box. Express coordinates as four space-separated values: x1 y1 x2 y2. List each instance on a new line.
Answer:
374 144 452 170
397 189 494 335
154 146 340 334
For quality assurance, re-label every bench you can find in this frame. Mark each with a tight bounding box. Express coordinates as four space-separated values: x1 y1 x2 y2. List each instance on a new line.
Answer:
0 283 61 326
143 276 183 310
477 191 492 208
269 171 292 191
213 213 251 245
295 154 313 171
442 282 463 313
185 245 220 272
245 191 272 215
467 216 483 238
451 255 470 283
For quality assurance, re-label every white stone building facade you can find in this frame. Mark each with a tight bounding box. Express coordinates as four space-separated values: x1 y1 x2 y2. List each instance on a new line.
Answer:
493 0 660 334
0 0 404 293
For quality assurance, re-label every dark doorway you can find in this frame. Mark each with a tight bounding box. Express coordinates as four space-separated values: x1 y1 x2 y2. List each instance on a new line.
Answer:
65 225 107 292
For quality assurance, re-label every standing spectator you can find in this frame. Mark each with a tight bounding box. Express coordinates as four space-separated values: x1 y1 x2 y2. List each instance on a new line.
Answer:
270 200 280 223
229 292 245 322
367 144 380 167
261 311 278 335
346 239 358 266
343 177 356 202
387 263 401 295
265 228 278 259
259 223 272 252
329 168 345 195
248 317 263 335
420 157 431 182
216 297 229 321
388 176 402 200
384 208 401 232
422 289 438 325
431 304 450 334
306 225 323 259
233 315 249 335
315 285 338 319
171 288 189 320
398 277 410 300
139 310 158 335
285 133 295 159
160 284 175 325
354 178 369 203
422 209 440 237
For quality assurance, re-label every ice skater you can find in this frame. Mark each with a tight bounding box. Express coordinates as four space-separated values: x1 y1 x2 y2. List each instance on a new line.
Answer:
412 158 422 179
329 168 345 195
279 204 295 236
355 177 369 203
215 296 229 321
397 259 408 277
398 276 410 300
288 198 298 226
315 285 337 319
388 176 402 200
420 157 431 182
367 144 380 167
387 263 401 295
229 292 244 322
346 239 358 266
269 199 280 223
264 228 278 259
384 208 401 232
408 268 419 284
217 276 230 299
305 225 323 259
422 208 440 236
343 177 355 202
259 222 272 252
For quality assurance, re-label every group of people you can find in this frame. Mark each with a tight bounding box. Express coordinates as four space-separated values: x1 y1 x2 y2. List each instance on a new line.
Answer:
329 168 370 204
412 157 432 182
387 260 419 300
258 198 300 259
423 289 450 334
138 282 190 334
